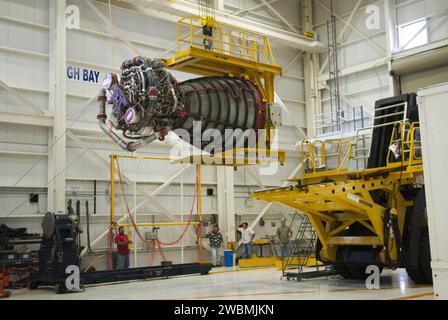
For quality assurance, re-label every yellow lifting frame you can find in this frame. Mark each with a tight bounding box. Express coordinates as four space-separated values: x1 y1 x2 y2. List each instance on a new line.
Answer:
109 150 283 228
164 15 283 150
109 154 204 230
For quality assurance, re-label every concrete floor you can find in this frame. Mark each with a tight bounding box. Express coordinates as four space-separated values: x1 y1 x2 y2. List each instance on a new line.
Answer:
8 267 434 300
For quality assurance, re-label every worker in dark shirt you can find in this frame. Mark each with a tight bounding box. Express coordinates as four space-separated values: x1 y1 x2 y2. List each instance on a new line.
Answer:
204 224 224 266
115 226 132 270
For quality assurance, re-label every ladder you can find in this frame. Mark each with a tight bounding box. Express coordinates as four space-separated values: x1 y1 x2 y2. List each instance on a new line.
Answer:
281 213 318 281
326 12 341 133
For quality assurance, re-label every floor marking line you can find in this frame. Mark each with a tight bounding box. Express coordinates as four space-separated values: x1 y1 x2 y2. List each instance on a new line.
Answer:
210 266 275 275
167 284 433 300
390 292 434 300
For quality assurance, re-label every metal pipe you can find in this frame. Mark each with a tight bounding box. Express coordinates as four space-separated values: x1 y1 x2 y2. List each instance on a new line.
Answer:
117 222 194 227
86 200 91 253
97 89 157 152
93 180 97 215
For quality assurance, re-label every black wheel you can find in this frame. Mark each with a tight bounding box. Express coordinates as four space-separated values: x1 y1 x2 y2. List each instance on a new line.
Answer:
406 228 432 284
346 265 383 280
333 264 353 279
54 283 67 294
27 281 39 290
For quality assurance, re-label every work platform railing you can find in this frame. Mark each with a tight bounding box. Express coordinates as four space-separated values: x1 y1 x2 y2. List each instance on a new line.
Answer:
300 120 421 177
387 121 422 167
176 15 277 65
354 101 408 169
301 138 354 176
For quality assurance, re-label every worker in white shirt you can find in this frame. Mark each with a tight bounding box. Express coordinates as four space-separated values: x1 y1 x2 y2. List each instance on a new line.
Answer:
236 222 255 259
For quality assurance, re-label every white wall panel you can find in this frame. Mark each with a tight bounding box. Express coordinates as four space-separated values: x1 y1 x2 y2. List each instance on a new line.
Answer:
0 0 304 264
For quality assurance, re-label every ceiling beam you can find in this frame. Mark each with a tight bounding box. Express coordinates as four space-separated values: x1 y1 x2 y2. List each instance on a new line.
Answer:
232 0 280 15
314 0 387 56
141 0 325 52
258 0 300 34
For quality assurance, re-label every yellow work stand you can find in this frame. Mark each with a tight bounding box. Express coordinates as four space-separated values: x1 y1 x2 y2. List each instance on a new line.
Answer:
238 239 279 268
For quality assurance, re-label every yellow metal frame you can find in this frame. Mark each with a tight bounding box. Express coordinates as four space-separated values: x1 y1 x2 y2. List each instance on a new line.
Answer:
238 256 278 268
109 154 203 230
164 15 283 149
252 121 423 265
387 121 422 167
173 148 285 166
109 148 286 226
301 139 353 176
173 16 278 68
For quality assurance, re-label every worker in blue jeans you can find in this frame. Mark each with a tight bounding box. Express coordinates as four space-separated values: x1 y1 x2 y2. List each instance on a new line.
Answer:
115 227 132 270
236 222 255 259
204 224 224 266
277 218 293 260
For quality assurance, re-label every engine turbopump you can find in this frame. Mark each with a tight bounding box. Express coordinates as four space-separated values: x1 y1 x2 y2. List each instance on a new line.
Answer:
99 56 268 152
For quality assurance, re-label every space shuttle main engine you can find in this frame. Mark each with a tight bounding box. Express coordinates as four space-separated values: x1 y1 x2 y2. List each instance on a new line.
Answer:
98 56 268 152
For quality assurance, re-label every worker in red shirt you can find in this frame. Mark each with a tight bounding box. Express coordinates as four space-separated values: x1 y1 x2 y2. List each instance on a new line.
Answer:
115 226 132 270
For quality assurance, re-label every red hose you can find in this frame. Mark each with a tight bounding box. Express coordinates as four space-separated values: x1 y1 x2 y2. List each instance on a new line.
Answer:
114 157 200 261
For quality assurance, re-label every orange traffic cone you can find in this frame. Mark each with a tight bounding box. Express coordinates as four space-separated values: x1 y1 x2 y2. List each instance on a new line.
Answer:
0 265 11 298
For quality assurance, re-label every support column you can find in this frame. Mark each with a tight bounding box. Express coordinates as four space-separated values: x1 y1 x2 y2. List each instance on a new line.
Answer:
216 0 224 11
217 167 235 247
48 0 67 214
385 0 400 96
302 0 319 138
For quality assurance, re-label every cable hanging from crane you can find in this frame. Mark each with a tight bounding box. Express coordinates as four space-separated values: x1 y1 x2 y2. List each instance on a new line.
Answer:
198 0 215 50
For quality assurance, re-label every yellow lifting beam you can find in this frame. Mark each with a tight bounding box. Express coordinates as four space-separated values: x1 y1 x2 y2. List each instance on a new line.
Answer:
164 15 284 158
164 15 282 105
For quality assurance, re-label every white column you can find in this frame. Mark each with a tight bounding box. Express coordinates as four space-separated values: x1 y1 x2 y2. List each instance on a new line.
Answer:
48 0 67 214
385 0 399 96
304 54 316 138
216 0 224 11
224 167 235 244
217 167 235 247
180 171 184 264
302 0 318 138
133 153 138 267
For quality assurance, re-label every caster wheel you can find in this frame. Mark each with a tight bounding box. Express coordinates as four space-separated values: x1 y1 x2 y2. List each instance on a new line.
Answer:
54 283 67 294
27 282 39 290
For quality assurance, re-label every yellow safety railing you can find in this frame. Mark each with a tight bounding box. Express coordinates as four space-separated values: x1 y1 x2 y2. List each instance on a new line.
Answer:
176 15 277 65
387 121 422 167
301 139 353 175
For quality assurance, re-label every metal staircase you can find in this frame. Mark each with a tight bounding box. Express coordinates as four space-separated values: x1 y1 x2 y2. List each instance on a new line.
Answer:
281 213 337 281
281 214 316 281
